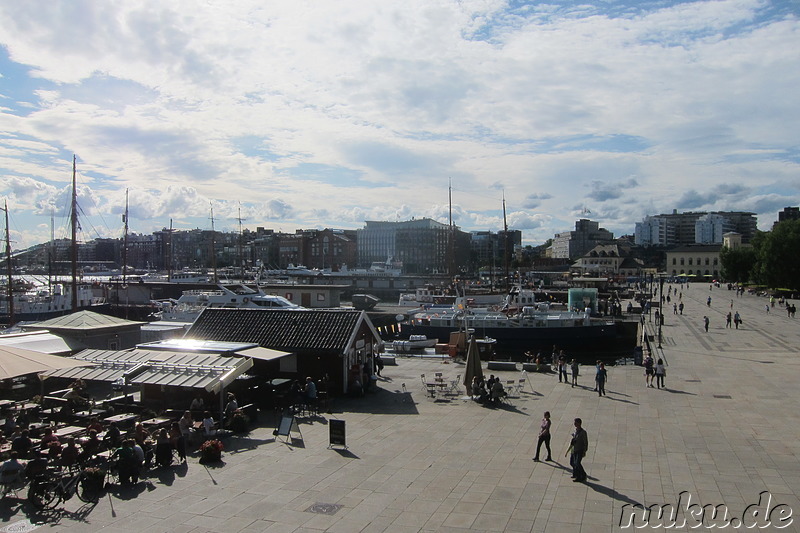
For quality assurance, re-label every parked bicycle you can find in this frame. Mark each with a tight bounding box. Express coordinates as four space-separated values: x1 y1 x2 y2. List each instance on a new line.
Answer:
27 466 101 509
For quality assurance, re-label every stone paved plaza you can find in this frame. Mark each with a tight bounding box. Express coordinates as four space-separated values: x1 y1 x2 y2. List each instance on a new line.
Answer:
1 284 799 532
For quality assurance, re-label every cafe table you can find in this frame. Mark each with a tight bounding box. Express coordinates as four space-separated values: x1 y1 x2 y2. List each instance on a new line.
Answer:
104 413 138 426
54 426 86 439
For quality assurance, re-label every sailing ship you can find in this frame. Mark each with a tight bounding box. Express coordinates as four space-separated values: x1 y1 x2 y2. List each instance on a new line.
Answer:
1 156 108 325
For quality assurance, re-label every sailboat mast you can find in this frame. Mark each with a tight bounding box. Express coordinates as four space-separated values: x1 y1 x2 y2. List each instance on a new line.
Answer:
3 200 13 325
167 218 173 282
502 191 509 290
210 203 218 283
71 155 78 311
448 178 454 279
122 188 129 284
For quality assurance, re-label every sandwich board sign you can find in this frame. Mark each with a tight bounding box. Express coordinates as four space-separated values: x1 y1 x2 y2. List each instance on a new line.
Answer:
274 415 301 442
328 419 346 449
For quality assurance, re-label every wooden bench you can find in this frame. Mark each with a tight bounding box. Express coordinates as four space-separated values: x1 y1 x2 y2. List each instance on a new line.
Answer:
487 361 517 371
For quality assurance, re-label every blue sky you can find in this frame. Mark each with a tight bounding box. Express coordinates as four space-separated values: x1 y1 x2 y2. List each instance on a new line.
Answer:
0 0 798 250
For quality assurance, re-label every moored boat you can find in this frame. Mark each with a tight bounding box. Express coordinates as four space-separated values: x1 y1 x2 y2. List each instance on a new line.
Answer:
402 287 618 353
391 334 438 352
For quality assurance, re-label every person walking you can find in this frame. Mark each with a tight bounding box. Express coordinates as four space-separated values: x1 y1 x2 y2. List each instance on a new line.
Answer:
568 418 589 482
596 362 608 397
643 354 654 388
726 312 732 328
703 315 709 332
707 296 712 307
655 358 666 389
734 311 741 329
570 359 579 388
678 302 684 315
533 411 552 462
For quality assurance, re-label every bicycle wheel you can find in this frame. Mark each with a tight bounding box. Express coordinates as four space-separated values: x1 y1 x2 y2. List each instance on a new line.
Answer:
28 478 58 509
76 474 102 503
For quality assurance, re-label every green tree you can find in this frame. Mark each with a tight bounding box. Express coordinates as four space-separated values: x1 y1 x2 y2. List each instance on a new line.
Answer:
719 246 757 283
754 220 800 289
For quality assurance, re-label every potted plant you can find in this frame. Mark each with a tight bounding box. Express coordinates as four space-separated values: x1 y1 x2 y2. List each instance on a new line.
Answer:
199 439 224 463
81 466 106 493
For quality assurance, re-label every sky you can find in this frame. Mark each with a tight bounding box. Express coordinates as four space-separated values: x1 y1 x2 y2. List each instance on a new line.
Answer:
0 0 798 251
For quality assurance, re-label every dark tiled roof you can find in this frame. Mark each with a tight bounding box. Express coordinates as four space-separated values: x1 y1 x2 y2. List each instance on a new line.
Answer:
186 308 365 354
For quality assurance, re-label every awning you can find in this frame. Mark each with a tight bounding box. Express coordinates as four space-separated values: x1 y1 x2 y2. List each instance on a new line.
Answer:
44 349 253 393
0 346 97 380
236 346 294 362
0 331 85 355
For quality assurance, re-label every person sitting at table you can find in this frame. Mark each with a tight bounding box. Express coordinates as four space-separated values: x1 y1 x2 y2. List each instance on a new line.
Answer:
11 429 33 459
169 421 186 463
133 423 150 447
154 428 172 468
87 416 103 434
14 410 30 431
103 422 121 449
60 437 80 467
114 439 141 486
79 430 103 463
490 380 506 404
202 411 216 437
39 427 60 449
486 375 496 391
40 427 61 459
179 411 194 445
2 410 15 437
0 451 25 487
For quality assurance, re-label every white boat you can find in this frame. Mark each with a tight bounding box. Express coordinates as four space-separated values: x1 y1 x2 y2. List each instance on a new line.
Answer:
398 286 458 307
391 334 438 352
0 282 108 323
153 284 302 322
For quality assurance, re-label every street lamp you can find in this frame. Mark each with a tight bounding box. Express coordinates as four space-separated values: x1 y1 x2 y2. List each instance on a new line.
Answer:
657 275 664 348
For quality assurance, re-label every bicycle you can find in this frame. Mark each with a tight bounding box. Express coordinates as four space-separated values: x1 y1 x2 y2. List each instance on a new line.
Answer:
27 466 102 509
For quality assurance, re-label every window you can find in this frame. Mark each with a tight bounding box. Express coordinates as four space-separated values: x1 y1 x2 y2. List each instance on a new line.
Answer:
688 258 692 265
705 258 709 265
672 258 676 265
680 258 684 265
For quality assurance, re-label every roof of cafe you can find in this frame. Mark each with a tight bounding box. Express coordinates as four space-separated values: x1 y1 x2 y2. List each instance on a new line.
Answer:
186 308 381 354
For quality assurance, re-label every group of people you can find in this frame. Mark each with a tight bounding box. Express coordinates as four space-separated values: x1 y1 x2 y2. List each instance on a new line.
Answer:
643 354 666 389
532 412 589 483
470 375 507 404
555 352 580 387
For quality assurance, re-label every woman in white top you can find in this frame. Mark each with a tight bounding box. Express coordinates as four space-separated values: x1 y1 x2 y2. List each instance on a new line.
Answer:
655 359 666 389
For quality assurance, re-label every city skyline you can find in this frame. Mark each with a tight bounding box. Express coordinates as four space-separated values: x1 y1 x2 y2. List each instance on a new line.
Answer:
1 1 798 250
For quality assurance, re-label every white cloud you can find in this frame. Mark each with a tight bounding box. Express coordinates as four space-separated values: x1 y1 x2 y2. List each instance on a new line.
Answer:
0 0 797 249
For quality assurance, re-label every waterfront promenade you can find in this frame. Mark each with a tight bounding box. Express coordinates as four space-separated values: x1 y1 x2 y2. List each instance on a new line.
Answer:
1 284 798 532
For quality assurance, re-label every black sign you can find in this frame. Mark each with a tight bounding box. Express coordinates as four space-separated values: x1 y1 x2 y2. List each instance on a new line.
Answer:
329 419 346 447
277 415 294 437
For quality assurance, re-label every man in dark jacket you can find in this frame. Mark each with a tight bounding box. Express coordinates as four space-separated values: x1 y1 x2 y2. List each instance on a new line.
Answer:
569 418 589 482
